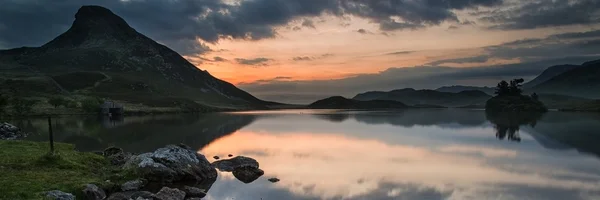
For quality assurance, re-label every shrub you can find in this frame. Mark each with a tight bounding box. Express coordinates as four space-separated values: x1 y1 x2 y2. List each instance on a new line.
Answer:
10 98 38 116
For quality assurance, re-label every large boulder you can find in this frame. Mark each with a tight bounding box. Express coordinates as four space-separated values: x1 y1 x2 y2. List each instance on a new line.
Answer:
104 146 131 166
154 187 185 200
124 145 217 183
82 184 106 200
232 166 264 183
212 156 259 172
121 179 147 191
0 122 25 140
44 190 75 200
182 186 206 198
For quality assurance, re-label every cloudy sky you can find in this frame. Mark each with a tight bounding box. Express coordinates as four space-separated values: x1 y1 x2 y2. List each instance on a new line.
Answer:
1 0 600 103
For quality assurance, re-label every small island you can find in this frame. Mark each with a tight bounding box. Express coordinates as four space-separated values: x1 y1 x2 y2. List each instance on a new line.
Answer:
485 78 548 112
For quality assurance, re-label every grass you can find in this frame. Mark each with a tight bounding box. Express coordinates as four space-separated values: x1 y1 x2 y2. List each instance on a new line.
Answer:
0 141 135 199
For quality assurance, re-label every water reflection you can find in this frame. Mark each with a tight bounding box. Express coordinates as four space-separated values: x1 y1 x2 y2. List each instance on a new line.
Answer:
8 109 600 200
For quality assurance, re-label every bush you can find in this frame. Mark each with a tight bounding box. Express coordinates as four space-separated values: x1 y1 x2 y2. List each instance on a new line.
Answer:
80 98 103 113
10 98 38 116
48 96 68 108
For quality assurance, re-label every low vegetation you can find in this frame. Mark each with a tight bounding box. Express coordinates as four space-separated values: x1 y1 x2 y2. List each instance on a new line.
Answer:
0 141 134 199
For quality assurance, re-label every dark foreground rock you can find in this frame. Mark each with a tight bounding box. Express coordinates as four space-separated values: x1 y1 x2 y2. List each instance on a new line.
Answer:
182 186 207 198
83 184 106 200
212 156 259 172
154 187 185 200
0 122 25 140
44 190 75 200
121 179 147 191
233 166 264 183
268 178 280 183
123 145 217 183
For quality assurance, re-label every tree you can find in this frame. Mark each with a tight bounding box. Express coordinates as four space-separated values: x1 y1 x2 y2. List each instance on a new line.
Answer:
11 98 37 116
48 96 67 108
0 94 8 115
509 78 524 96
81 97 103 113
495 80 510 96
531 93 539 101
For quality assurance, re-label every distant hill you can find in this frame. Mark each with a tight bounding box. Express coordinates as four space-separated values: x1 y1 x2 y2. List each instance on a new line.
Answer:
0 5 265 110
352 88 491 107
435 85 495 95
308 96 408 109
532 59 600 99
524 64 581 88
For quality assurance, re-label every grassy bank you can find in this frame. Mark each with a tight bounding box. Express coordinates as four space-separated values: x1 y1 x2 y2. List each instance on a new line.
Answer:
0 141 133 199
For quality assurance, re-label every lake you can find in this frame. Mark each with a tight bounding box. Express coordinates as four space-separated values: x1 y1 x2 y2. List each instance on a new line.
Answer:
10 109 600 200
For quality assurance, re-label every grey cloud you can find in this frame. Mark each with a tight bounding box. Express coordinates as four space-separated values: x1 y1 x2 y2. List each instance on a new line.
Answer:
293 56 312 61
357 28 370 34
213 56 227 62
428 55 491 66
0 0 507 54
386 51 415 55
551 29 600 39
480 0 600 30
235 57 271 66
302 19 316 29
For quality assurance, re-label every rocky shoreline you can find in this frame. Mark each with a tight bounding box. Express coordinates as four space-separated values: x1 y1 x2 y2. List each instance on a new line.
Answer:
44 144 276 200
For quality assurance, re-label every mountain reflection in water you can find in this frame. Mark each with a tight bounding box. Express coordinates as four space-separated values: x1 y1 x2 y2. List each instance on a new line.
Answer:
10 109 600 200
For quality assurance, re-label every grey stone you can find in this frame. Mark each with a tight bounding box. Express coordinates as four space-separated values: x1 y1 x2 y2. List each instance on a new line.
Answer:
232 166 264 184
44 190 75 200
0 122 25 140
105 191 135 200
103 146 123 157
154 187 185 200
130 191 154 199
121 179 147 191
182 186 206 198
268 178 280 183
82 184 106 200
123 145 217 183
212 156 259 172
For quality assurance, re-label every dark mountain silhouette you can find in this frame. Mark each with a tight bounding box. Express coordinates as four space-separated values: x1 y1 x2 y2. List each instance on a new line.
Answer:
308 96 408 109
352 88 491 107
532 59 600 99
523 64 581 88
435 85 495 95
0 5 264 109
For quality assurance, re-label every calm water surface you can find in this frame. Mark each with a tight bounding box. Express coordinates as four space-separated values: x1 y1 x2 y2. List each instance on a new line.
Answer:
11 109 600 200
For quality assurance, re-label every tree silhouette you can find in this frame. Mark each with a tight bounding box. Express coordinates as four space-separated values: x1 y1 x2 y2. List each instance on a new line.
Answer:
509 78 524 95
494 78 524 96
531 93 539 101
495 80 510 96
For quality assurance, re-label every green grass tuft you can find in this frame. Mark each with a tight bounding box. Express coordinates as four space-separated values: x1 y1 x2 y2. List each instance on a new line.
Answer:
0 140 135 199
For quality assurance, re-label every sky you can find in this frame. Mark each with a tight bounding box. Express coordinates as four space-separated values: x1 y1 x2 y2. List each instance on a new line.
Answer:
1 0 600 103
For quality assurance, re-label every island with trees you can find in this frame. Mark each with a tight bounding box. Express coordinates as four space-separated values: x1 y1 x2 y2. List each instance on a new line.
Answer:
485 78 548 112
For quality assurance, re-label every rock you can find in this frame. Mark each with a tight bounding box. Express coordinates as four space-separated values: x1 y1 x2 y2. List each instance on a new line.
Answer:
106 191 136 200
130 191 154 199
228 154 233 157
154 187 185 200
123 145 217 183
82 184 106 200
44 190 75 200
182 186 206 198
108 152 131 166
121 179 147 191
213 156 219 160
212 156 259 172
0 122 25 140
268 178 280 183
232 166 264 184
103 146 123 157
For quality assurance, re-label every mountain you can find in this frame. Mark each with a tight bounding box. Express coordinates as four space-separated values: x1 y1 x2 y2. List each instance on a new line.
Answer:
435 85 495 95
0 6 264 109
352 88 491 107
524 64 581 88
532 59 600 99
308 96 408 109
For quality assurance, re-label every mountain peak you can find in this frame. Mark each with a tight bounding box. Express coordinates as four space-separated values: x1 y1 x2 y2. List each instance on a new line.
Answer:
42 5 137 48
